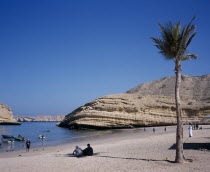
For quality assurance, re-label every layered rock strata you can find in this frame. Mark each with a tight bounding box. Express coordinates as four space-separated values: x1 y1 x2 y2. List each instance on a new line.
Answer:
0 103 20 125
59 74 210 129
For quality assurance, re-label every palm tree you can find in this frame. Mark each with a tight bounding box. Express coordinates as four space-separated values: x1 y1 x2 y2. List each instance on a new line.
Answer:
151 17 198 163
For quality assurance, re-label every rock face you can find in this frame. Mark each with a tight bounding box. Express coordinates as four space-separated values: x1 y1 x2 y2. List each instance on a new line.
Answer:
127 74 210 101
0 103 20 125
14 115 65 122
59 74 210 129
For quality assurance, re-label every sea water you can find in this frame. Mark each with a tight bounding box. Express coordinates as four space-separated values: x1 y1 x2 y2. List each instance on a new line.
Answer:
0 122 101 153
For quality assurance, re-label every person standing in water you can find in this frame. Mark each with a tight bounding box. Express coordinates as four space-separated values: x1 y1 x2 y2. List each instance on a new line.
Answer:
26 139 31 152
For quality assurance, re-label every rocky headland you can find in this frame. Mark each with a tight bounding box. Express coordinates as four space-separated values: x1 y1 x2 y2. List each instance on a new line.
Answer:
59 74 210 129
0 103 20 125
14 115 65 122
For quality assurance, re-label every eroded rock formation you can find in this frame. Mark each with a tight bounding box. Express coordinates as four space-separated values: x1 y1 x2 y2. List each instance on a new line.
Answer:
14 115 65 122
0 103 20 125
59 74 210 129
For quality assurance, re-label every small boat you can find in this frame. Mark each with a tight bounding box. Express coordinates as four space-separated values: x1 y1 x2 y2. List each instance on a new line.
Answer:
14 135 25 141
39 135 45 139
1 138 14 144
2 135 14 139
8 140 14 144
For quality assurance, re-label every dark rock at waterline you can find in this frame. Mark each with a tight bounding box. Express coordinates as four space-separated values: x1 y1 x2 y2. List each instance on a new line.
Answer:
0 122 21 125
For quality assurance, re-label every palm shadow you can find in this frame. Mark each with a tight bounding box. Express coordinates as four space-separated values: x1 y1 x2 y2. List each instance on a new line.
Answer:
169 143 210 150
54 152 174 163
95 155 174 163
56 152 198 164
54 153 175 163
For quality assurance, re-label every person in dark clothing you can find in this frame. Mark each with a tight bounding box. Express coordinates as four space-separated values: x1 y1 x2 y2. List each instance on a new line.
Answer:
196 124 199 130
83 144 93 156
26 139 31 152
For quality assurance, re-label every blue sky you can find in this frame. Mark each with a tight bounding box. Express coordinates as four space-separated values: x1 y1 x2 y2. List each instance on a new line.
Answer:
0 0 209 116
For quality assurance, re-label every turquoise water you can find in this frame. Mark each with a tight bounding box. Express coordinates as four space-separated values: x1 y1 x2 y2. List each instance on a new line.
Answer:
0 122 101 153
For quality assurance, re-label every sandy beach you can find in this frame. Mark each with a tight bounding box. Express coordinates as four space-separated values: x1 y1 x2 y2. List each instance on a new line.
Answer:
0 125 209 172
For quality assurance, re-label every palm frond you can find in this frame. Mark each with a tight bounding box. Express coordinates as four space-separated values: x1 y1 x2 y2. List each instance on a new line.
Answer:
158 23 173 44
151 37 174 60
180 54 198 61
151 16 198 62
186 16 197 31
186 32 197 48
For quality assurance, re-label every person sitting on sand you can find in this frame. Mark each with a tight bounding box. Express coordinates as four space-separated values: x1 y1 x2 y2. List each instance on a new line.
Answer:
83 144 93 156
73 146 83 157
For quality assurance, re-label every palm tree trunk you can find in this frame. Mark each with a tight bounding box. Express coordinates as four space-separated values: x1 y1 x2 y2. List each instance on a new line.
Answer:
175 60 184 163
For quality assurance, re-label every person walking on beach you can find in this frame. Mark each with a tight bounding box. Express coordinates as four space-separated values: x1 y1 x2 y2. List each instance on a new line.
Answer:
196 124 199 130
153 128 155 133
188 124 193 137
26 139 31 152
73 146 83 157
83 144 93 156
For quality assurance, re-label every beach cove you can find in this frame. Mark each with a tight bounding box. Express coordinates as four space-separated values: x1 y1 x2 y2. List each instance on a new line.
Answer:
0 122 105 153
0 125 209 172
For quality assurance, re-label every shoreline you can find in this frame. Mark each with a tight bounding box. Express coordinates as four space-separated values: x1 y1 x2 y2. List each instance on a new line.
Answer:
0 125 209 172
0 125 176 158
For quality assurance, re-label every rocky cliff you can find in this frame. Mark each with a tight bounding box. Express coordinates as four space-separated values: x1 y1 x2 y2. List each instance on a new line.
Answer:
14 115 65 122
59 74 210 129
0 103 20 125
127 74 210 101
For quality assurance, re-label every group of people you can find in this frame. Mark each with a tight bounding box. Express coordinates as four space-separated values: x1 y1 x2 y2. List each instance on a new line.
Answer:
73 144 93 157
152 126 166 133
192 124 200 130
188 123 202 137
24 139 93 158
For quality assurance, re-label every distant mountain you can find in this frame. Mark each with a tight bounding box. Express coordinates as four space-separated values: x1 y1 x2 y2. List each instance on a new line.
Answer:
59 74 210 129
127 74 210 101
14 115 65 122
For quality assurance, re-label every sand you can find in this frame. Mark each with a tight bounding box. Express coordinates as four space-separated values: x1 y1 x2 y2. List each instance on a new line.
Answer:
0 125 209 172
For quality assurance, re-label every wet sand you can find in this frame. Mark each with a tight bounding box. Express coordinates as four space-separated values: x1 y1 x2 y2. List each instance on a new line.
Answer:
0 125 209 172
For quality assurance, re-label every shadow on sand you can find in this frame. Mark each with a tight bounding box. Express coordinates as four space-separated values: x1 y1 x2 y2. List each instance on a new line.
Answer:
54 152 174 163
169 143 210 150
54 152 100 158
95 155 174 163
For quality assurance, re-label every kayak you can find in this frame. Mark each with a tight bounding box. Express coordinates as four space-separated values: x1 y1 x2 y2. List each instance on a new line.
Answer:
14 135 25 141
2 135 14 139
